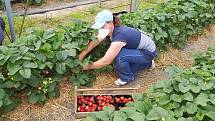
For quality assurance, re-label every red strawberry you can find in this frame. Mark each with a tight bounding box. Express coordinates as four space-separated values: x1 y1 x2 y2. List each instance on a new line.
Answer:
97 106 103 111
97 96 101 100
128 98 132 101
85 106 89 110
81 98 85 103
120 96 125 101
88 102 93 106
90 97 94 102
80 109 85 112
85 97 90 101
115 97 120 103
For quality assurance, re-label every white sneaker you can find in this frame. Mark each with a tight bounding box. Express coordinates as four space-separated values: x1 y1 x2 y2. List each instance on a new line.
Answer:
150 60 155 70
115 79 127 86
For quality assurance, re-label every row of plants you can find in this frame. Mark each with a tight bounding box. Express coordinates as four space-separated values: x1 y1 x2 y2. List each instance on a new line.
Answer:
0 20 112 120
121 0 215 50
85 45 215 121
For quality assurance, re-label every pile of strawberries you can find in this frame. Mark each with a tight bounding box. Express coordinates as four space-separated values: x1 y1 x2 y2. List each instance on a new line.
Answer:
77 95 133 112
77 96 97 112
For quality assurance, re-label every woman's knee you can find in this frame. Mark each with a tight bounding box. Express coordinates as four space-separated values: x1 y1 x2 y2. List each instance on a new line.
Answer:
114 58 128 71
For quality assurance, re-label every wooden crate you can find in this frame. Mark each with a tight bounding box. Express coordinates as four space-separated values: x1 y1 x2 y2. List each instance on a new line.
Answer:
74 86 139 119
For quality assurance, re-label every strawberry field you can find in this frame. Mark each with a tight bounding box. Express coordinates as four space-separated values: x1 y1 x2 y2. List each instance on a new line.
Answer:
0 0 215 120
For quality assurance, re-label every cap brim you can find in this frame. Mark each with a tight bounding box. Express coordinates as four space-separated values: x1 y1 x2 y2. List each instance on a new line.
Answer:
91 22 105 29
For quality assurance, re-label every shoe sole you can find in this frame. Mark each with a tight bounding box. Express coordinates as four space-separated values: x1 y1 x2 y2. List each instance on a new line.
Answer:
115 80 127 86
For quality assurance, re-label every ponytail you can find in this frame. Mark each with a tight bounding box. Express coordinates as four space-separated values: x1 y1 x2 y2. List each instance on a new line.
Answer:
113 15 120 27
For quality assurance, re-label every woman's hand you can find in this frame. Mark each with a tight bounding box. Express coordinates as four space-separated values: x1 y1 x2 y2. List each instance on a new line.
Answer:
79 51 87 61
79 40 102 61
83 64 90 71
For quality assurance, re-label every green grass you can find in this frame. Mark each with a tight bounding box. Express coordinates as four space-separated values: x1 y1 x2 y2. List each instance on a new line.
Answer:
2 0 164 45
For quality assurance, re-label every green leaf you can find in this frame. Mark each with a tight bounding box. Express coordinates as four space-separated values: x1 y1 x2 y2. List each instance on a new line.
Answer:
56 63 66 74
205 112 215 120
66 49 76 57
146 107 168 120
113 111 127 121
103 107 115 116
0 89 5 100
195 93 209 106
48 83 56 92
209 94 215 105
19 68 31 78
96 111 111 121
159 95 170 105
36 53 46 62
46 62 54 69
190 84 201 93
196 111 204 120
177 117 187 121
0 46 8 54
3 96 13 106
41 43 52 51
20 46 29 55
170 94 182 103
0 73 5 80
57 32 64 41
56 51 68 61
29 94 39 104
163 86 173 93
174 109 183 118
24 52 36 59
120 108 145 121
186 102 197 114
0 100 3 107
23 61 38 68
199 81 214 90
3 81 20 88
171 28 180 35
84 117 94 121
0 55 10 65
183 92 193 101
43 29 55 40
9 54 22 63
0 54 5 60
7 63 21 75
34 41 41 50
128 112 145 121
53 39 62 50
178 79 190 93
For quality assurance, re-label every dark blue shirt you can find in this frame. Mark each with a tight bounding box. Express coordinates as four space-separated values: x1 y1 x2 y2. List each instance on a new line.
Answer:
111 26 141 49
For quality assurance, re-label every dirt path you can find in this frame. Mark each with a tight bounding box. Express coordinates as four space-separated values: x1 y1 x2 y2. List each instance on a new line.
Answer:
3 25 215 121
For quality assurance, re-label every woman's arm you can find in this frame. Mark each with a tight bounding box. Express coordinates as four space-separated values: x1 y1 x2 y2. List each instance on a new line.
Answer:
83 41 126 70
79 36 104 61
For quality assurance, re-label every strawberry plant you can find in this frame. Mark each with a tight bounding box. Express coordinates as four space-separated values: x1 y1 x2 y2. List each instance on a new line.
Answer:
121 0 215 50
0 20 112 119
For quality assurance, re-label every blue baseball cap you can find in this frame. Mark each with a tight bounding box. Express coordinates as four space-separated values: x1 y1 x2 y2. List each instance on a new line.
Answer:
91 10 113 29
